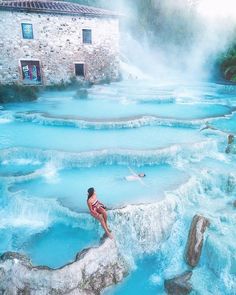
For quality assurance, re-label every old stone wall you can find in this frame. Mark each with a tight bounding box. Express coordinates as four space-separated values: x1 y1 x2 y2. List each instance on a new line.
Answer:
0 10 119 85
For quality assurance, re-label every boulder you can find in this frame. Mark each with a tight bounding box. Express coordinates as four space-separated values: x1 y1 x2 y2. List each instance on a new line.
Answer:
227 134 235 145
164 271 192 295
185 215 210 267
233 200 236 208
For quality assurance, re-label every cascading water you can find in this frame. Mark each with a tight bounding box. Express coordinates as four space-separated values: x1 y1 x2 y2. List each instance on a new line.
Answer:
0 79 236 294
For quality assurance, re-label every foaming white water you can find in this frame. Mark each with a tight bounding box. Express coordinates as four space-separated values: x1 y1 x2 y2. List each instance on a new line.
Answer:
1 80 236 293
202 234 236 292
0 111 14 124
2 158 41 166
0 170 234 295
1 165 236 294
0 140 219 169
120 60 152 80
0 118 12 124
135 169 236 294
14 112 202 129
109 169 236 267
4 162 62 184
0 192 94 232
11 104 236 130
12 111 215 129
40 161 61 184
110 197 178 265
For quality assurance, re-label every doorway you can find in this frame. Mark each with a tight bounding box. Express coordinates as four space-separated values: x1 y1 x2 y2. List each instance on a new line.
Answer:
21 60 42 84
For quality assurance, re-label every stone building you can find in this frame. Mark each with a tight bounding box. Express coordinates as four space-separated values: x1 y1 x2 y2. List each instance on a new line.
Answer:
0 0 120 85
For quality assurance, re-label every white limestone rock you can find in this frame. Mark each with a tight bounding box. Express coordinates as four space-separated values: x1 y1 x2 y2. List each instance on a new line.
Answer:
0 237 128 295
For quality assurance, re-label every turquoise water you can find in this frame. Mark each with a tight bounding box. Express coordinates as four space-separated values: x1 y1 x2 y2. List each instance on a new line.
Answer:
0 80 236 292
0 121 208 151
22 223 99 268
9 165 187 210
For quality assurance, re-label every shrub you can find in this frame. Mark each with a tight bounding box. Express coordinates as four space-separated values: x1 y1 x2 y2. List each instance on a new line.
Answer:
0 83 39 103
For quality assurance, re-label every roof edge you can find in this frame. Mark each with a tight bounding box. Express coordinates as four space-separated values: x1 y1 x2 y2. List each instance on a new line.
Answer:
0 7 120 18
0 0 121 18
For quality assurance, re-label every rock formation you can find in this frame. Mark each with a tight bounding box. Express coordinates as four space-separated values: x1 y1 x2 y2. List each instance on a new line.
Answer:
164 271 193 295
185 214 210 267
225 134 236 154
0 237 128 295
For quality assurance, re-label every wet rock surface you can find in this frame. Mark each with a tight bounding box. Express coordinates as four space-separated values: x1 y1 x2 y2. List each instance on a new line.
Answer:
164 271 193 295
0 237 128 295
185 214 210 267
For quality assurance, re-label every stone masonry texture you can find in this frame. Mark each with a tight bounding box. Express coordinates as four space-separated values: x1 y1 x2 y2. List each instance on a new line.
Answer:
0 10 119 85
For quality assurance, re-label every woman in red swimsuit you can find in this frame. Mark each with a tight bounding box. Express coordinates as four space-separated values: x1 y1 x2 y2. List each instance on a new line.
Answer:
87 187 113 239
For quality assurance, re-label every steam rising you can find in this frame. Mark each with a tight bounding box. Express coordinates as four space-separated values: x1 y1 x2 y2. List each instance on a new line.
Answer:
101 0 236 81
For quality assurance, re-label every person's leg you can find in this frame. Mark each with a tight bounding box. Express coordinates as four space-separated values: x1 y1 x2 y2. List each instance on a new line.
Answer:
97 207 111 231
98 207 107 223
98 215 113 239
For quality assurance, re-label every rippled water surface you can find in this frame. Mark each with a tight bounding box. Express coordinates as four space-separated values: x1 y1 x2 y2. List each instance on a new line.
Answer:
0 80 236 293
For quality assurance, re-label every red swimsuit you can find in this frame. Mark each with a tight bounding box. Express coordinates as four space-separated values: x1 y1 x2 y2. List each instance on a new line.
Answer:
91 199 105 217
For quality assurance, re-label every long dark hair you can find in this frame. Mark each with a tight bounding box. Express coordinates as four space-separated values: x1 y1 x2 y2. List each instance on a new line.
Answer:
87 187 94 199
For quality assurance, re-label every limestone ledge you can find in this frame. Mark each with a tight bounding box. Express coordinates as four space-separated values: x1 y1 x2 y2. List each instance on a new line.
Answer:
0 186 181 294
0 237 128 295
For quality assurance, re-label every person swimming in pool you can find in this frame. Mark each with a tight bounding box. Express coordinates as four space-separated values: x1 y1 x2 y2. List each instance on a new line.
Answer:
125 173 146 181
124 167 146 186
87 187 113 239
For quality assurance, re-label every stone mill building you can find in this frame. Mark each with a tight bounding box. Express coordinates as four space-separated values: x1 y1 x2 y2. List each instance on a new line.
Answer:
0 0 120 85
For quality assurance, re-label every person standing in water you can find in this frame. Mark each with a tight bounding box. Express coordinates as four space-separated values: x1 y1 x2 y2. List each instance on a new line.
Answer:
87 187 113 239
